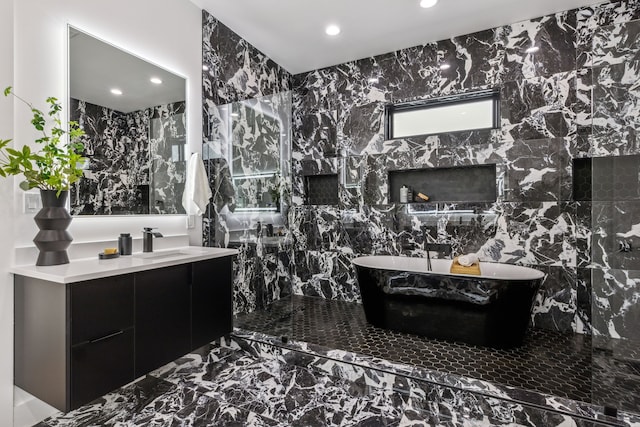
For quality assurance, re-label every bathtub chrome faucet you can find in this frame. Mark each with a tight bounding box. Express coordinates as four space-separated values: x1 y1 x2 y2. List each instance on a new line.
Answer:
142 227 163 252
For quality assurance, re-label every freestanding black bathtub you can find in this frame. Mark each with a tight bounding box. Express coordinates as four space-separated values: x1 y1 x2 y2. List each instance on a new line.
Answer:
352 256 545 348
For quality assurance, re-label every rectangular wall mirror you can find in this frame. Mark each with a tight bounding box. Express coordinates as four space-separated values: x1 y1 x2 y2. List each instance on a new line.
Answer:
68 26 187 215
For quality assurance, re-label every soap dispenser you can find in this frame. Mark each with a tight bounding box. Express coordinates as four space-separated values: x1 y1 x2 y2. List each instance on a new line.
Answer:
118 233 132 255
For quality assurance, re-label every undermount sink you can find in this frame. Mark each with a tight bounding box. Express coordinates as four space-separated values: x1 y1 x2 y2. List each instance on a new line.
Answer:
133 250 188 259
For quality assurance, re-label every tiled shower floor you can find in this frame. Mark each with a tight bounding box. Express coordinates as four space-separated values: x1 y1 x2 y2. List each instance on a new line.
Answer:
236 295 596 404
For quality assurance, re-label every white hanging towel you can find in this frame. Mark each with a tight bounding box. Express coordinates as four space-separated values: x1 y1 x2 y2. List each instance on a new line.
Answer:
181 152 212 216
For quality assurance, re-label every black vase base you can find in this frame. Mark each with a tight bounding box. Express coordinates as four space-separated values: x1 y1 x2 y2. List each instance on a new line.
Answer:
36 251 70 266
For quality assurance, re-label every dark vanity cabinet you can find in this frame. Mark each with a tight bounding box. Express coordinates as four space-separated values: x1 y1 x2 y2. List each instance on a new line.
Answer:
135 264 191 376
14 256 234 412
192 258 232 348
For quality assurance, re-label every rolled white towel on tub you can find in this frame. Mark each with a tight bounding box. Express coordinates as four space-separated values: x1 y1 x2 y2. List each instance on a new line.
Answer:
458 253 479 267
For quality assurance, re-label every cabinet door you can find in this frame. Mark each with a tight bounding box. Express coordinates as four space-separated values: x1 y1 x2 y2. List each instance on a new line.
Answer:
192 258 233 348
71 328 134 410
71 274 134 345
135 264 191 377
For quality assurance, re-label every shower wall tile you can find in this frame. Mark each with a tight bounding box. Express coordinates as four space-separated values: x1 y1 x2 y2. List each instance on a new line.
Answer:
502 137 572 202
340 101 386 155
292 109 337 160
202 12 290 106
500 71 577 142
575 267 593 334
376 44 439 103
591 18 640 67
228 240 293 315
477 202 576 267
574 68 593 132
591 60 640 155
335 57 393 108
500 10 577 81
575 201 592 268
286 2 640 337
576 0 640 68
203 0 640 338
591 201 640 271
441 29 506 90
531 265 577 333
592 267 640 341
291 68 339 114
291 250 360 302
202 9 293 314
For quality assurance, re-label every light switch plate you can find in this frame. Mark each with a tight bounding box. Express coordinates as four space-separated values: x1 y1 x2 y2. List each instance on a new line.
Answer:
186 215 195 229
24 192 42 213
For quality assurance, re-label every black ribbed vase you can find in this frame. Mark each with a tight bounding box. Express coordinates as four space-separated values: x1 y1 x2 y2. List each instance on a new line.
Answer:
33 190 73 266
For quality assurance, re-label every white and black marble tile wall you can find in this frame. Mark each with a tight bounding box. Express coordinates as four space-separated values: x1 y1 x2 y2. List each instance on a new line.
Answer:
149 102 187 214
70 99 186 215
202 10 293 314
70 98 150 215
289 0 640 341
579 9 640 345
202 11 290 108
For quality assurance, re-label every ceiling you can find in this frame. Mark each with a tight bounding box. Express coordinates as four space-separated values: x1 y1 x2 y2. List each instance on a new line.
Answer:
191 0 603 74
69 28 185 113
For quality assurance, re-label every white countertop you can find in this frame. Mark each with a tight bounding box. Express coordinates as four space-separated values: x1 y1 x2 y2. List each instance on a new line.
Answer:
10 246 238 284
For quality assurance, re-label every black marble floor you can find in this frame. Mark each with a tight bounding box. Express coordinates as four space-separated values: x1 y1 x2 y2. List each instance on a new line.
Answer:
235 295 636 409
36 336 628 427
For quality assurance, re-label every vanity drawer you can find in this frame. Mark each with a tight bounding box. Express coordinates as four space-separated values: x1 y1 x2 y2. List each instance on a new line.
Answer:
70 274 134 345
70 327 134 410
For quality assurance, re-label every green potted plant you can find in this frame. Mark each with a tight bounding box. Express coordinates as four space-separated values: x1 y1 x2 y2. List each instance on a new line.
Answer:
0 86 86 266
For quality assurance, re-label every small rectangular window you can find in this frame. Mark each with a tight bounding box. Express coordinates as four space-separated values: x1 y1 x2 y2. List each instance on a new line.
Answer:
385 89 500 139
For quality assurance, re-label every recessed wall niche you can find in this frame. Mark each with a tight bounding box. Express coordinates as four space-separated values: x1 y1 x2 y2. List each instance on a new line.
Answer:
305 174 339 205
388 164 497 203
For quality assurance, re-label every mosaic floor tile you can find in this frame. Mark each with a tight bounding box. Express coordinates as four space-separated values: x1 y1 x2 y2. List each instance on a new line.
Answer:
236 295 594 403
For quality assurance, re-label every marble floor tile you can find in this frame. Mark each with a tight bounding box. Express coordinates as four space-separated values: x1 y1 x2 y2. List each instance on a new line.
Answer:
36 332 636 427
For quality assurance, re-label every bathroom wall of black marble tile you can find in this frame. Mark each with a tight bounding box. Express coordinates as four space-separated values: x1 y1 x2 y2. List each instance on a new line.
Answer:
202 10 292 314
288 0 640 341
69 98 185 215
200 1 640 344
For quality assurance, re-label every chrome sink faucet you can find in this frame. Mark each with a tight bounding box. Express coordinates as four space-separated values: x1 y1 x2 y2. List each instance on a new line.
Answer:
142 227 163 252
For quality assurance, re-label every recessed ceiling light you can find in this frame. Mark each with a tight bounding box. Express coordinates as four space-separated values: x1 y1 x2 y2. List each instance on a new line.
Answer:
150 77 162 84
525 46 540 54
202 65 209 71
325 24 341 36
420 0 438 8
439 63 451 70
110 88 122 95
